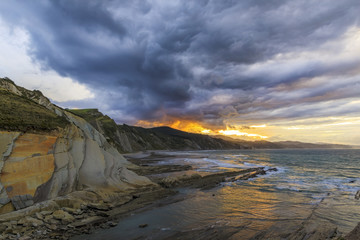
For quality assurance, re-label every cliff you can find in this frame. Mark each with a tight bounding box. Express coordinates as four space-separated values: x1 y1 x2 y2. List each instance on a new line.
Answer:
0 78 153 215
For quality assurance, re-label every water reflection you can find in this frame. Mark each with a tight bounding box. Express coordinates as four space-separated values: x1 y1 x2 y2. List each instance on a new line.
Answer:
216 185 276 239
72 149 360 240
215 178 316 239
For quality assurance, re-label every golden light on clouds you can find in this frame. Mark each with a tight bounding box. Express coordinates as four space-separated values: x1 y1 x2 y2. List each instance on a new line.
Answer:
285 119 360 130
272 116 360 144
2 1 360 147
169 120 211 134
201 129 211 134
250 124 267 128
136 119 269 140
136 119 212 134
219 130 268 139
136 115 360 145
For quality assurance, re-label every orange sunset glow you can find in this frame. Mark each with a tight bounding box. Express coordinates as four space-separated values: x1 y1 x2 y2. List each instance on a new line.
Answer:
136 119 269 140
1 1 360 146
136 119 212 134
136 116 360 144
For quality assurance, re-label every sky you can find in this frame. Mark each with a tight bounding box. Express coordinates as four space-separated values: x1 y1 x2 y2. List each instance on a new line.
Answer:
0 0 360 145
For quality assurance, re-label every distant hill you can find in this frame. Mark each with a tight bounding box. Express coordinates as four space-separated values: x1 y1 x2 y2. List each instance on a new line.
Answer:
67 109 244 153
213 135 353 149
212 135 281 149
68 109 354 153
275 141 352 149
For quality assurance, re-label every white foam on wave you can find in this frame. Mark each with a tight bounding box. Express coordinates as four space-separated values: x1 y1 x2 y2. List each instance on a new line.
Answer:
273 176 360 196
275 185 301 192
243 161 265 168
242 161 285 172
262 167 286 178
274 179 308 192
319 178 360 193
201 158 243 169
181 157 243 172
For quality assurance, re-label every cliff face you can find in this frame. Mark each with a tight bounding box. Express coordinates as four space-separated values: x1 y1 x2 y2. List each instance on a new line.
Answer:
0 78 153 214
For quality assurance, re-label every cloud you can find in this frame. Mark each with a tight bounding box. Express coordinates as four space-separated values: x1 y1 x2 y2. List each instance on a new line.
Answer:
0 0 360 127
0 17 94 102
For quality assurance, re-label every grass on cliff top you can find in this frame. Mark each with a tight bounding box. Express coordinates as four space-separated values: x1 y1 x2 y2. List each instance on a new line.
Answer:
0 88 69 132
68 108 117 133
66 108 99 115
67 109 114 128
68 108 120 146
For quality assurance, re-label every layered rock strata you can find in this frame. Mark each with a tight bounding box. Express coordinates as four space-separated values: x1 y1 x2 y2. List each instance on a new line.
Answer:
0 78 154 215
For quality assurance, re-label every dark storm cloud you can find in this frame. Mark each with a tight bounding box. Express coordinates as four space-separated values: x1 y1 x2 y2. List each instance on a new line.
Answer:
0 0 360 124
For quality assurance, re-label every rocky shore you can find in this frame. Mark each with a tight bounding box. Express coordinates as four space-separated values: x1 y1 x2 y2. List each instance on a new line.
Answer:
2 151 360 240
0 152 279 239
0 185 174 240
126 152 280 191
1 79 282 239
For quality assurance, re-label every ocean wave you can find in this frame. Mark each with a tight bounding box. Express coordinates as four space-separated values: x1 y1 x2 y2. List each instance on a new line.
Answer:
275 185 301 192
243 161 266 168
273 177 360 195
319 178 360 193
201 158 243 169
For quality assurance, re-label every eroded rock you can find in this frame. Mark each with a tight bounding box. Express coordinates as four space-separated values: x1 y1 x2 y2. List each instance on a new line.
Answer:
18 216 43 227
52 209 75 223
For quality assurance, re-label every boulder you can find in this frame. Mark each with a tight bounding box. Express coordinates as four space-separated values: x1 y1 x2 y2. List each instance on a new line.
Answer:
52 209 75 223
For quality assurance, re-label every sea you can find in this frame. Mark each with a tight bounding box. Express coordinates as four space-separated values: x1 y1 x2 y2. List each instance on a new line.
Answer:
72 149 360 239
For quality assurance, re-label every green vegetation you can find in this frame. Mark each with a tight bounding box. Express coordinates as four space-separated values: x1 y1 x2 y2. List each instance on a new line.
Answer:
1 77 15 85
68 108 118 145
68 108 243 153
0 88 69 132
66 108 99 116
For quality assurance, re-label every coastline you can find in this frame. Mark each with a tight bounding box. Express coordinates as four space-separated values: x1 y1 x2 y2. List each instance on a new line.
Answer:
74 150 360 240
0 151 274 240
1 150 360 240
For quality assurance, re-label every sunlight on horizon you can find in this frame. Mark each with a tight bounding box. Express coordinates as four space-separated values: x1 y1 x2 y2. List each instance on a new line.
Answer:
136 117 360 145
136 119 269 140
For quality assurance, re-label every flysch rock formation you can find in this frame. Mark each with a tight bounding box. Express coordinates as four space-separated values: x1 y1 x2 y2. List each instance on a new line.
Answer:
0 78 154 215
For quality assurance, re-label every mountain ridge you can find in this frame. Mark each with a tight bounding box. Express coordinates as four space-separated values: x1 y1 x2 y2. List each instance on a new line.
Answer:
67 108 243 152
68 108 354 153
